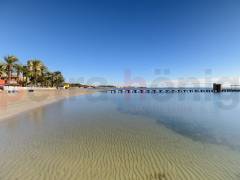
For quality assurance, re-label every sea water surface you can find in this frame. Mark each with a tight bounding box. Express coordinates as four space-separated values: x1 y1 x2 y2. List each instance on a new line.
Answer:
0 92 240 180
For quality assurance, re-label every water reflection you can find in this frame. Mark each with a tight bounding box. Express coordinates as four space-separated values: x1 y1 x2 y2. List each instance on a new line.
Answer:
110 93 240 150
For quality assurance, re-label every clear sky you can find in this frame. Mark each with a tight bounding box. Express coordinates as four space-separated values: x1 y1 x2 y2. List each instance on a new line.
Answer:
0 0 240 86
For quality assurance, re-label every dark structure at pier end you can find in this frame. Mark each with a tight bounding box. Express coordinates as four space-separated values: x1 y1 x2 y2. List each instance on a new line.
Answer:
213 83 222 93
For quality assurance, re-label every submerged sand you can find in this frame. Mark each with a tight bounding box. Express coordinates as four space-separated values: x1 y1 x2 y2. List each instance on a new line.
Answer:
0 88 96 121
0 96 240 180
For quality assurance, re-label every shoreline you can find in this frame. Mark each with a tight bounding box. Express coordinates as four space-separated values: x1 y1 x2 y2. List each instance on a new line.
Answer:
0 88 98 122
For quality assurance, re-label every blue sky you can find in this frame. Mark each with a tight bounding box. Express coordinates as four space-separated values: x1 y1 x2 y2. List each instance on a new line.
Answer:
0 0 240 85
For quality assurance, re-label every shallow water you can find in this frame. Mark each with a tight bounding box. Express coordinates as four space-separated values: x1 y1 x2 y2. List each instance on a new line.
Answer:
0 93 240 180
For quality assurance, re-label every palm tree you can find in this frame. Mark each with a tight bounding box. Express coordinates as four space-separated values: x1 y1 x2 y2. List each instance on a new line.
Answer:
14 64 24 84
0 62 6 78
22 65 31 86
27 60 43 86
39 65 49 87
4 55 18 83
37 68 50 87
52 71 64 88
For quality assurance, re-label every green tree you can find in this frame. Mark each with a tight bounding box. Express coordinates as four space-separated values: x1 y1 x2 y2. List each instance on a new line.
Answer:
52 71 64 88
0 62 6 77
14 64 24 84
27 60 44 86
21 66 29 86
4 55 18 82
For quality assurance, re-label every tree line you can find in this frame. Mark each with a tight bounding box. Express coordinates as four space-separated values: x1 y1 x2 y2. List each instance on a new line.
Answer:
0 55 65 87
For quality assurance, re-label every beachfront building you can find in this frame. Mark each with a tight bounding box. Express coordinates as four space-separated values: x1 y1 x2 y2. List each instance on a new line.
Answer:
0 79 5 90
0 75 20 85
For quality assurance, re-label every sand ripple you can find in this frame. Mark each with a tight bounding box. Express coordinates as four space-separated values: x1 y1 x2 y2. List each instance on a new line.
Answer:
0 107 240 180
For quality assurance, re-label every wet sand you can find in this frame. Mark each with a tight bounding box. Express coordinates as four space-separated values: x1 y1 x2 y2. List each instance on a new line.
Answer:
0 88 97 122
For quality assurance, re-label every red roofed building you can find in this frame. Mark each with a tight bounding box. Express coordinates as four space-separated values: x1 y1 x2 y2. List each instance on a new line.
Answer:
0 75 19 86
0 79 5 90
0 79 5 86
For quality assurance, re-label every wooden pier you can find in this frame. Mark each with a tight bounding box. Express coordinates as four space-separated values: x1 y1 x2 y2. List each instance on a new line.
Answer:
107 83 240 94
108 88 240 94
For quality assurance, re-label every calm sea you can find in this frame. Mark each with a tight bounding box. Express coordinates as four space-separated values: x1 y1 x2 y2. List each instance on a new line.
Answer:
0 92 240 180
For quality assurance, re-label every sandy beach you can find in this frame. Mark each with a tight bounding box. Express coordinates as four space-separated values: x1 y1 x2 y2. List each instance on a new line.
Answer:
0 88 97 122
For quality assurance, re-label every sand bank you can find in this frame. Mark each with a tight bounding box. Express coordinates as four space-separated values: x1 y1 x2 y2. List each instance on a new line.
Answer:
0 88 97 122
